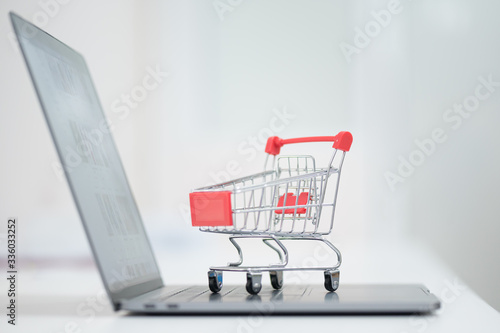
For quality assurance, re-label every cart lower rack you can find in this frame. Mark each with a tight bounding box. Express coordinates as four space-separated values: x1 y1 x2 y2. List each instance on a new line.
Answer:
190 132 353 294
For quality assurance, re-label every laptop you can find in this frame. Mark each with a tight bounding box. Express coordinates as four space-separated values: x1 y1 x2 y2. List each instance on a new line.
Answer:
10 12 440 314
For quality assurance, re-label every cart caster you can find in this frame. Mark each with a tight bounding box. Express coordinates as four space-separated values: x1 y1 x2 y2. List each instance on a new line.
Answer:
208 270 223 293
324 270 340 292
246 273 262 295
270 271 283 290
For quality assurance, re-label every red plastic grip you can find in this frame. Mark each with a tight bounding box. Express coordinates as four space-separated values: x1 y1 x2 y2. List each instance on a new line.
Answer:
265 131 353 155
332 131 353 152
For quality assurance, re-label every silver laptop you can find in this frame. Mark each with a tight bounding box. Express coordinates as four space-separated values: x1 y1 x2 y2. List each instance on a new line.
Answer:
10 12 440 314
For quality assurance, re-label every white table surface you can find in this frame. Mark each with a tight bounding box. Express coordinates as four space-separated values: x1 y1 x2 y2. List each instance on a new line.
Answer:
1 237 499 333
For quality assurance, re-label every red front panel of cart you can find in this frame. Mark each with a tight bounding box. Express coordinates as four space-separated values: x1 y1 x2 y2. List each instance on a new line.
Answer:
190 191 233 227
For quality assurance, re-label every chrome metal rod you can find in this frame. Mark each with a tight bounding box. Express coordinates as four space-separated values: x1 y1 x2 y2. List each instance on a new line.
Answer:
262 238 285 265
227 237 244 267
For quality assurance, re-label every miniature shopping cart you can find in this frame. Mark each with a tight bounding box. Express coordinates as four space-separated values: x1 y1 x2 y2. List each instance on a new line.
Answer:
189 132 353 294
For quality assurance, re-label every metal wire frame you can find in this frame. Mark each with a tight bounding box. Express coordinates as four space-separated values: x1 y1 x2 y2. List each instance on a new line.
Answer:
196 151 346 237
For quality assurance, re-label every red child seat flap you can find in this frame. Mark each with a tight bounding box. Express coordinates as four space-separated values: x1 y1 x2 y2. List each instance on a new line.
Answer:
275 192 309 214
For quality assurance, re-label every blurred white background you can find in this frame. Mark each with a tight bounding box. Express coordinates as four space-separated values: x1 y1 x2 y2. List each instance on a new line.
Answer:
0 0 499 311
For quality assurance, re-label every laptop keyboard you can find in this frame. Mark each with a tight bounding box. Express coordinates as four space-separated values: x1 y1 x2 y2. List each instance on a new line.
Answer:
148 285 310 304
152 286 213 302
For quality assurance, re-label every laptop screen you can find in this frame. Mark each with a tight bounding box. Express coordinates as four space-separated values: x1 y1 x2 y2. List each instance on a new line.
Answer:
11 13 162 304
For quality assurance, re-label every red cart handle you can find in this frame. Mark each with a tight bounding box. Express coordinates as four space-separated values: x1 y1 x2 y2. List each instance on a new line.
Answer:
265 131 353 156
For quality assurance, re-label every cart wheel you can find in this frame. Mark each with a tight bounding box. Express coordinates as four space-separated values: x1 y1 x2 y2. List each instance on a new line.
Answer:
324 270 340 292
270 271 283 290
208 270 223 293
245 273 262 295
